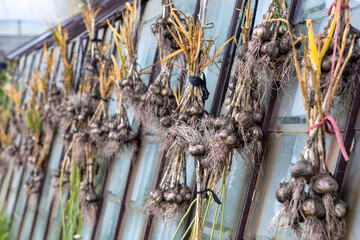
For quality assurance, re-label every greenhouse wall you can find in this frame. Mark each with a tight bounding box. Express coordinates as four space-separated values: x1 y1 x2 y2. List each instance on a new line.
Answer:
1 0 360 239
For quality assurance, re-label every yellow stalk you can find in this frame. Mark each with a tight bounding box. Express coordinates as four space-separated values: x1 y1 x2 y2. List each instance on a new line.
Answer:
306 20 320 74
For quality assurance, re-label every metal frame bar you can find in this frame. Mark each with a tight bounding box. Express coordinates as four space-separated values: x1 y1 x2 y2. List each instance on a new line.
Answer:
334 69 360 187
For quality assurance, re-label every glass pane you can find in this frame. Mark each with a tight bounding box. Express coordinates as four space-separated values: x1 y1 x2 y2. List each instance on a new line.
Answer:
202 153 251 240
269 78 307 132
136 0 162 85
107 148 132 197
48 129 64 171
95 200 121 239
38 174 54 213
150 218 180 240
0 163 14 210
46 222 60 240
10 215 22 239
130 141 160 206
19 207 35 240
117 140 160 239
32 213 47 240
201 0 237 111
6 165 26 215
14 176 29 216
119 209 146 240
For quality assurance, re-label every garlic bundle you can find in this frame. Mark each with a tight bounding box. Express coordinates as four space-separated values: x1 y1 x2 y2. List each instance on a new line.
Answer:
9 110 24 134
116 0 147 111
0 144 19 169
104 109 137 158
119 66 147 108
319 22 360 102
273 147 347 239
42 84 62 130
150 0 186 53
210 0 297 173
145 7 236 239
271 1 356 239
58 91 100 130
148 148 191 219
138 59 176 126
225 0 297 114
137 1 189 126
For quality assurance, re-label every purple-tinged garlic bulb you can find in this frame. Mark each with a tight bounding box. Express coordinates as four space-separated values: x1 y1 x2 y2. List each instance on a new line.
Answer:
313 173 338 195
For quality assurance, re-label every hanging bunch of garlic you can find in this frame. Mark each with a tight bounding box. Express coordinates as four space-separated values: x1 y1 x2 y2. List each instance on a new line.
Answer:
103 55 138 158
117 0 147 109
41 41 63 132
54 0 103 189
148 147 192 219
137 0 188 126
271 1 357 239
146 8 233 240
225 0 297 114
42 84 62 130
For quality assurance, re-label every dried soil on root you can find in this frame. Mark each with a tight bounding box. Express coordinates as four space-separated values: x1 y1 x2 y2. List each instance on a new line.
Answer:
103 136 138 160
172 122 205 148
288 178 307 226
122 85 146 110
271 177 306 230
277 51 297 85
268 204 301 238
89 133 107 154
202 140 230 174
146 199 189 221
73 140 87 167
240 139 263 164
136 97 175 128
322 194 346 240
301 218 327 240
80 198 99 225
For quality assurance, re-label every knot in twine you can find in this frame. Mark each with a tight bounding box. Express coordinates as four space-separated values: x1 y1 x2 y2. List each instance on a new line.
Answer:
307 114 349 161
196 173 221 204
189 73 210 101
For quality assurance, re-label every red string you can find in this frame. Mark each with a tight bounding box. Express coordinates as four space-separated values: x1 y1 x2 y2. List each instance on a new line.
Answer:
307 115 349 161
327 2 349 16
307 0 350 161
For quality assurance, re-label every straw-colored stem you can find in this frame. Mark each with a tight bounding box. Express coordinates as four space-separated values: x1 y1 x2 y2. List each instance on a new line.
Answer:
194 159 203 240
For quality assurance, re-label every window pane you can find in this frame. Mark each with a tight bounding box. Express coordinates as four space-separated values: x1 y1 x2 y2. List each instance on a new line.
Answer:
118 140 160 239
202 154 251 240
95 200 121 239
119 209 146 240
32 213 47 240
